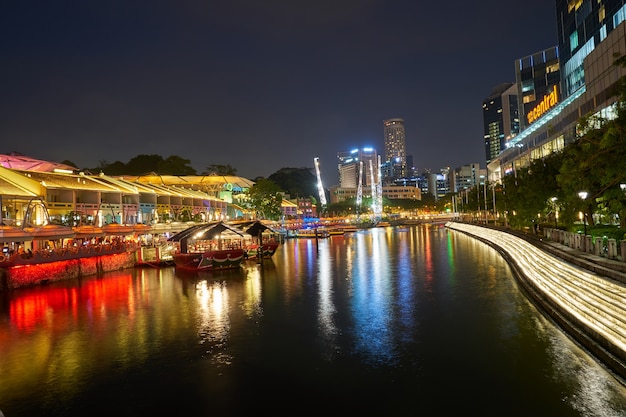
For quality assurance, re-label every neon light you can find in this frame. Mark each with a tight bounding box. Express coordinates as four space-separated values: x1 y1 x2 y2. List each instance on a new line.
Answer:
527 85 559 125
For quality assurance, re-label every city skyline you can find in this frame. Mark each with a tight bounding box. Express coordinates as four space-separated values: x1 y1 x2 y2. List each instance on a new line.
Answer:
1 1 557 186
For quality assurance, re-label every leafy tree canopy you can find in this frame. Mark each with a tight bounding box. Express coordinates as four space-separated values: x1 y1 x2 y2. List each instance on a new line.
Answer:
268 167 318 199
244 178 283 220
204 164 237 176
60 160 78 168
93 154 197 176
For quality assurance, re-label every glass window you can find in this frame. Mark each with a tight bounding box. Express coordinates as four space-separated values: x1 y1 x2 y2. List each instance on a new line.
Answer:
570 30 579 52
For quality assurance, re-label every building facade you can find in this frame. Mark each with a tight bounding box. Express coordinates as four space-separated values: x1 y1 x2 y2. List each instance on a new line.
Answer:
337 148 378 188
483 82 520 164
449 164 484 194
329 184 421 204
557 0 626 98
489 1 626 184
516 46 561 131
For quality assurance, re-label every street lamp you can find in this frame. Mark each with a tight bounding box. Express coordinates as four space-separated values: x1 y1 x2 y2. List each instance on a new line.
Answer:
550 197 558 228
578 191 588 235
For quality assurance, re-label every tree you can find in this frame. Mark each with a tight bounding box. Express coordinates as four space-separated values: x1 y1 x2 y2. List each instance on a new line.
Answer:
98 160 127 175
93 154 197 176
244 178 283 220
158 155 197 175
204 164 237 176
125 154 165 175
268 167 318 199
60 160 78 168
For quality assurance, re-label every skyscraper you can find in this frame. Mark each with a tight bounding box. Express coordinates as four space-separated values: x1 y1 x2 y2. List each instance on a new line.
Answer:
482 82 519 164
383 118 407 179
557 0 626 98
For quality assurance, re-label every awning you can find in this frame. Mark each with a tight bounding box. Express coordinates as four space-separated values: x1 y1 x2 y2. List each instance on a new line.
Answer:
0 225 34 243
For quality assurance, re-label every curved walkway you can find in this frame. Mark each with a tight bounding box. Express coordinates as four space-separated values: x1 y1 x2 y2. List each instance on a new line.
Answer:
446 222 626 384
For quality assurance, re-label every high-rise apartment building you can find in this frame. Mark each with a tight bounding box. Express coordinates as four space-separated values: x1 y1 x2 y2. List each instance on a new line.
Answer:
383 118 407 179
482 83 519 164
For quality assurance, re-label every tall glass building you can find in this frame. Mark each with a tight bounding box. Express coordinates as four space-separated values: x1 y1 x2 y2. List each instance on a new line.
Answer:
488 0 626 182
482 82 519 164
557 0 626 98
383 118 407 179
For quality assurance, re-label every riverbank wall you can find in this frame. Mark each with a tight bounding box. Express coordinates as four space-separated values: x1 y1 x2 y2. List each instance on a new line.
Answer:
0 252 136 290
446 221 626 384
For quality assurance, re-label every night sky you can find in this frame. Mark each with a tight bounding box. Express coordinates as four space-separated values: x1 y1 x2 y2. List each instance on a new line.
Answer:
1 1 557 186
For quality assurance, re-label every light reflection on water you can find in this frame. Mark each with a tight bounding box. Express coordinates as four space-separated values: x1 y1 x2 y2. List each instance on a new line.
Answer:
350 228 396 366
0 225 625 416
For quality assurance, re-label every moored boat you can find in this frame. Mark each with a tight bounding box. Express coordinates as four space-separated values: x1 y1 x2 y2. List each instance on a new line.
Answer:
234 220 282 259
296 228 329 238
326 226 345 236
168 222 250 271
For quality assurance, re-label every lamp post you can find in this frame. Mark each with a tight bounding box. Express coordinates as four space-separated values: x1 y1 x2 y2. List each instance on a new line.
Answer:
578 191 588 235
550 197 558 228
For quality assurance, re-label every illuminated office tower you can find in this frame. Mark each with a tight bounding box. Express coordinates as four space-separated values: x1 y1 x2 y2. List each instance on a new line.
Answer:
383 118 406 179
557 0 626 98
337 148 378 188
482 82 519 164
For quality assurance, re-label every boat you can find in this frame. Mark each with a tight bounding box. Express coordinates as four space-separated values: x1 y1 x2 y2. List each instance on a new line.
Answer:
296 228 329 238
234 220 282 259
168 222 250 271
341 224 358 233
326 226 345 236
376 221 392 227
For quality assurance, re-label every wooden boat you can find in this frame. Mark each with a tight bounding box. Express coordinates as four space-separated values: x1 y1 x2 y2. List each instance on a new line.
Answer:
296 228 329 238
326 226 345 236
168 222 250 271
235 221 281 259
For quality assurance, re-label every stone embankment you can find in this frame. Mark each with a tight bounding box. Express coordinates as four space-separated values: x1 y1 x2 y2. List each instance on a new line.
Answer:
446 222 626 385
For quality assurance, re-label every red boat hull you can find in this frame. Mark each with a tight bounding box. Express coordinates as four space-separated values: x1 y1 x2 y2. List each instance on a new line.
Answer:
245 242 280 259
172 249 245 271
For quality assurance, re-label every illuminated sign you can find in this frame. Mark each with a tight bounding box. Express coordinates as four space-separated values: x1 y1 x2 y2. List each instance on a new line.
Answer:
527 85 558 125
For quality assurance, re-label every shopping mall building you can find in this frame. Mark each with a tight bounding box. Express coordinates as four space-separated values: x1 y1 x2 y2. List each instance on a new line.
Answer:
488 2 626 184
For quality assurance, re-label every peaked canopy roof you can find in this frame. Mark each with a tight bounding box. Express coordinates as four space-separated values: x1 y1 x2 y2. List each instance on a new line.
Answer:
168 221 251 243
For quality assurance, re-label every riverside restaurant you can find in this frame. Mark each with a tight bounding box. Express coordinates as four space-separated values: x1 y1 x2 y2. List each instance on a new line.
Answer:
0 153 258 289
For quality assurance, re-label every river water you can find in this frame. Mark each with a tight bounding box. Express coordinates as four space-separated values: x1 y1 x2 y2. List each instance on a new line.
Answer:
1 224 625 416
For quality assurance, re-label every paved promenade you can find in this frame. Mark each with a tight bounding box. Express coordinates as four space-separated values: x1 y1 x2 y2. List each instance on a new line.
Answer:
505 226 626 285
